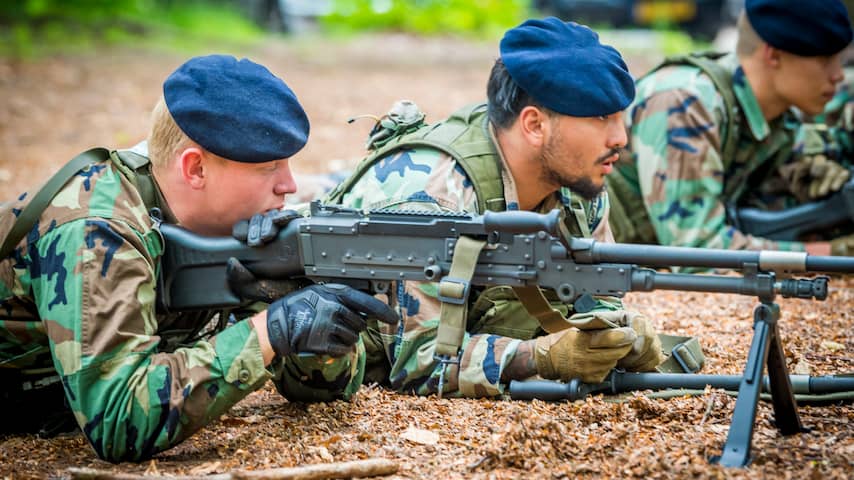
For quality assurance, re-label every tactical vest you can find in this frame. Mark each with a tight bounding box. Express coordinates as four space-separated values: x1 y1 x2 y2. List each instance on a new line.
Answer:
608 52 744 244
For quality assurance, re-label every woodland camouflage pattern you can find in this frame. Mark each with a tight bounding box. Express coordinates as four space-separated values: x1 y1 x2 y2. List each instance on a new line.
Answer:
0 156 274 462
279 120 629 401
607 53 853 250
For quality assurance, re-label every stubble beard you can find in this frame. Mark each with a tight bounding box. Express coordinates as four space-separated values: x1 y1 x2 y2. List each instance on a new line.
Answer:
540 136 605 202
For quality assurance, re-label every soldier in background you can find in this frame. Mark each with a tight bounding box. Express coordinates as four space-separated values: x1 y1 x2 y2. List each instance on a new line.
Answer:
606 0 854 255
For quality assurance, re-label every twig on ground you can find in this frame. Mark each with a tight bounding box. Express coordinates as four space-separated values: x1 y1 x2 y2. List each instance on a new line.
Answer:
700 392 717 425
67 458 399 480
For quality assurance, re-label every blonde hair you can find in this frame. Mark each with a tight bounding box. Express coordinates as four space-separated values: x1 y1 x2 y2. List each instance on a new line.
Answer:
147 96 192 168
735 12 763 58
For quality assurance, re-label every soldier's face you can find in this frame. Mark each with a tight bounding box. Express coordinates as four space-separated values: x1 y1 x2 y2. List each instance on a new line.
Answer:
774 51 844 116
540 111 626 200
203 155 297 235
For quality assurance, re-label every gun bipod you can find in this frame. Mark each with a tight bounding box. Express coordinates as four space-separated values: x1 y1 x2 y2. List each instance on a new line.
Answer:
709 301 806 467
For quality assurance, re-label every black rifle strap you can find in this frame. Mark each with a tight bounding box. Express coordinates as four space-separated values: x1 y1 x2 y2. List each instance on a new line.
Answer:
0 148 110 260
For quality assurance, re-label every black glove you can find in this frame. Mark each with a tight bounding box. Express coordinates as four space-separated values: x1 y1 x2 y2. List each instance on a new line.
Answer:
233 209 301 247
266 283 398 358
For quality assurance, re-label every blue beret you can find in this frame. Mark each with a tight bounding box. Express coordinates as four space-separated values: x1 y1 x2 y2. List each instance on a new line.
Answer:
499 17 634 117
163 54 309 163
746 0 853 56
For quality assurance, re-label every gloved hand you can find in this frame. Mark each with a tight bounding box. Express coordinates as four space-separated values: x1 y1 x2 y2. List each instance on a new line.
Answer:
830 233 854 256
615 312 665 372
534 326 636 383
233 209 302 247
266 283 398 358
781 155 850 202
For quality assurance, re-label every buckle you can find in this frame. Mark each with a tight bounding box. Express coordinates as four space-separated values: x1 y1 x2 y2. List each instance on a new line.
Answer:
433 354 461 399
437 276 471 305
671 342 703 373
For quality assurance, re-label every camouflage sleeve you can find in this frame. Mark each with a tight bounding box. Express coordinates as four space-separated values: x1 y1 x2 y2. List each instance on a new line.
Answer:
386 279 521 398
34 218 270 462
630 88 803 251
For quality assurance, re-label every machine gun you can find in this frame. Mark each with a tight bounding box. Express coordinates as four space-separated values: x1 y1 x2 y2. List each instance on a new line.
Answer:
157 201 854 468
734 176 854 241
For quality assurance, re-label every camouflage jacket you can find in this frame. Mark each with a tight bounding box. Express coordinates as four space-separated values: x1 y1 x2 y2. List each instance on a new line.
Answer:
278 111 624 400
0 147 271 462
607 53 849 250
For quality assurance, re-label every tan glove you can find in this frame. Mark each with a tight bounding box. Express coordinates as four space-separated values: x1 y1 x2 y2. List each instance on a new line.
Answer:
830 233 854 256
534 327 636 383
781 155 850 202
615 312 665 372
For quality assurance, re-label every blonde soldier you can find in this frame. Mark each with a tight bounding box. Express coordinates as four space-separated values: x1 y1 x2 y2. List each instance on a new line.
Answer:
607 0 854 255
0 55 396 462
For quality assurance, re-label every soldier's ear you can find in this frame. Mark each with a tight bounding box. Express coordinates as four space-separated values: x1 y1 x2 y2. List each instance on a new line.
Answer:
762 44 782 69
178 147 207 189
518 105 550 148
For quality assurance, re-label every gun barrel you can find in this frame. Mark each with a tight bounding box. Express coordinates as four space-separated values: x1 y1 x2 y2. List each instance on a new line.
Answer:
806 256 854 274
574 240 854 274
580 242 762 269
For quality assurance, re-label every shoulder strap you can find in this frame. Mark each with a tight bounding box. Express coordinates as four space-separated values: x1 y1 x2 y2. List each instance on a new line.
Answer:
0 148 110 260
111 150 158 212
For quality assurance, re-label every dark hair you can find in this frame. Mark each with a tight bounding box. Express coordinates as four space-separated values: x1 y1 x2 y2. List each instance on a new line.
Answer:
487 58 549 129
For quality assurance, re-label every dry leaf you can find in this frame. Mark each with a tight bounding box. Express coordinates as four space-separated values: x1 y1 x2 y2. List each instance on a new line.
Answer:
143 460 159 476
188 461 222 475
308 446 334 462
400 425 440 445
792 358 811 375
820 340 845 351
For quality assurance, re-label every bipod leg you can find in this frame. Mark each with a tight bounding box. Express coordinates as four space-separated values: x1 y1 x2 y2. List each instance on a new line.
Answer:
710 302 802 467
765 309 805 436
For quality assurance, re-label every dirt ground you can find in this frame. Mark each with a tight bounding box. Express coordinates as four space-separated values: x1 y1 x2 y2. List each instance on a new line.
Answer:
0 34 852 479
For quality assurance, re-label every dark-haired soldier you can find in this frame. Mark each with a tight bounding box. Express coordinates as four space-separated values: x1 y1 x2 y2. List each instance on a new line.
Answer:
276 18 678 402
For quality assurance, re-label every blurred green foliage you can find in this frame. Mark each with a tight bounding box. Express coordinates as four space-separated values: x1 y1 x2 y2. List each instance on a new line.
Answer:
323 0 530 38
0 0 264 58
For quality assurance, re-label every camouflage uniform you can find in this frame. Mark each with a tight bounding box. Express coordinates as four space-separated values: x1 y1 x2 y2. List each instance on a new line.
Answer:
279 104 625 400
0 144 277 462
607 53 851 250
